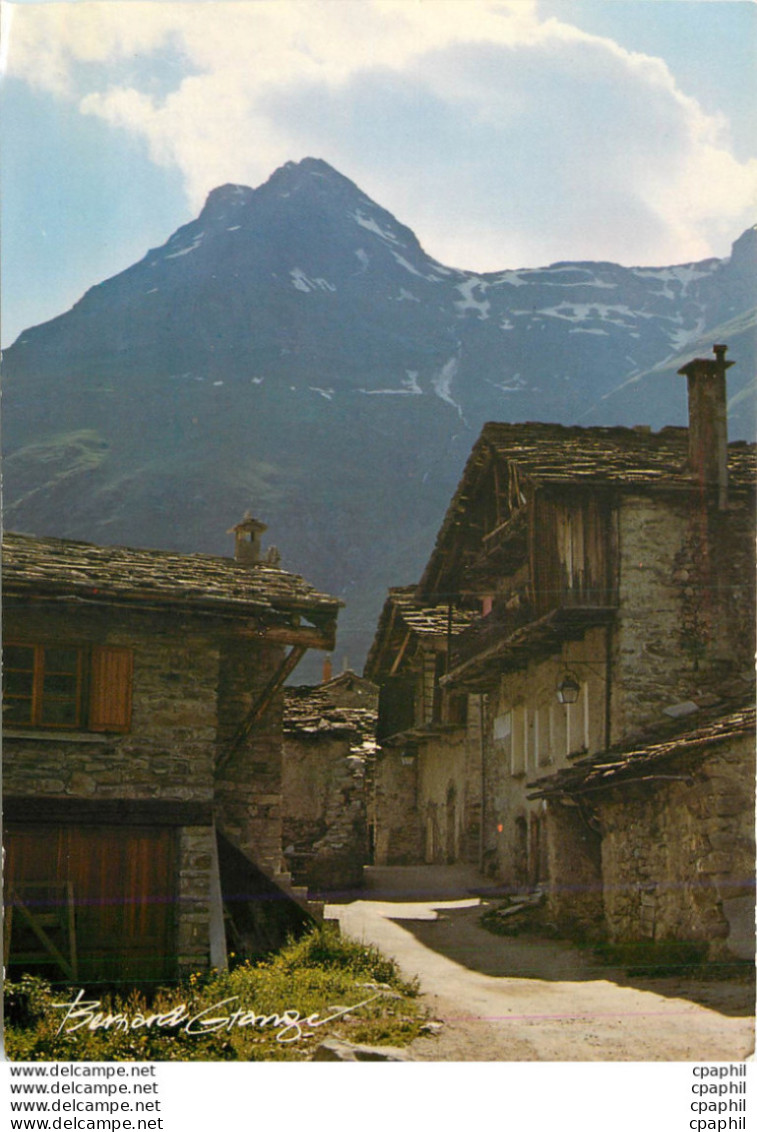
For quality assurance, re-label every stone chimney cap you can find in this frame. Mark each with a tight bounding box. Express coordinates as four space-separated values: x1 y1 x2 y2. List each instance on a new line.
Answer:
227 511 268 536
677 343 735 378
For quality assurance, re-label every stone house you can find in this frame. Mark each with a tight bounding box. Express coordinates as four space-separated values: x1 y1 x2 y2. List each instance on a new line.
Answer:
363 586 481 866
2 518 341 985
529 703 755 959
282 670 377 894
413 345 755 889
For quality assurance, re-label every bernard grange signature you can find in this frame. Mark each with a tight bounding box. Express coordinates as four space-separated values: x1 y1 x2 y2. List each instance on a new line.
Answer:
53 988 382 1043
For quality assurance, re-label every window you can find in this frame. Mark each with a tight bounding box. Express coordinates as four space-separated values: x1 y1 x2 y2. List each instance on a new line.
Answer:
510 706 526 776
3 644 132 732
445 693 468 727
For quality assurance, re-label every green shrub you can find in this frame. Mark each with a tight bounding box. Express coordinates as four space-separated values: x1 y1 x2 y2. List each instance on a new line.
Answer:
4 927 423 1062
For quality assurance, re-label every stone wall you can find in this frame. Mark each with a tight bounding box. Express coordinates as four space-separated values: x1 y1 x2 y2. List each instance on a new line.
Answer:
372 750 423 865
4 602 301 974
417 724 481 865
4 604 218 803
544 802 604 938
282 733 367 892
4 603 222 973
177 825 216 975
213 637 288 881
482 629 607 883
597 733 755 958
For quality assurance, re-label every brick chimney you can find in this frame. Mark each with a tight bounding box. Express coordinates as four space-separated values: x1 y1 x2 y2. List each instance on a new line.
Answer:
228 511 268 564
677 344 734 509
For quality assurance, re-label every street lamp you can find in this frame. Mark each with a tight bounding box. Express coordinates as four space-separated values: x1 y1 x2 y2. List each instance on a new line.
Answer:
556 672 581 704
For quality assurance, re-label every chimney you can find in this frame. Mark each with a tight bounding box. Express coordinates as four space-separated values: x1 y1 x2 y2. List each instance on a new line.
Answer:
228 511 268 564
322 656 333 684
677 344 734 509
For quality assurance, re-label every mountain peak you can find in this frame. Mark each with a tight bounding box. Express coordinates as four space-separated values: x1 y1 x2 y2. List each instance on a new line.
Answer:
730 223 757 267
282 156 341 177
199 183 254 221
262 156 367 203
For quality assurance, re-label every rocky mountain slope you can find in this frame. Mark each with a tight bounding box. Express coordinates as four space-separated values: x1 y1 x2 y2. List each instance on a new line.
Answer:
3 158 755 672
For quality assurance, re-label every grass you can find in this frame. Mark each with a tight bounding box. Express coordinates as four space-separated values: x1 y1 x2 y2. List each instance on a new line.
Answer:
4 926 425 1062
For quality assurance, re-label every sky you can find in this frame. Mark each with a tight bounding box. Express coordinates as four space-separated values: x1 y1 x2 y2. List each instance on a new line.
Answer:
2 0 756 346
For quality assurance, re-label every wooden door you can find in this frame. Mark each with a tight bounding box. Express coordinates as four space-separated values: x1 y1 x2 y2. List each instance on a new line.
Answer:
4 823 177 986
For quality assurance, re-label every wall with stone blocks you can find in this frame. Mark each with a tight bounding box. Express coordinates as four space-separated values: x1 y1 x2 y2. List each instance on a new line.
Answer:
213 637 288 881
176 825 216 975
372 751 423 865
544 802 604 937
483 629 607 884
4 603 294 973
417 728 480 865
614 494 755 735
282 735 367 891
3 605 218 802
597 734 755 957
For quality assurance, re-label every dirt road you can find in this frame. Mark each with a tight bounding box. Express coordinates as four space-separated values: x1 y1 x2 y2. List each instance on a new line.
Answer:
325 866 754 1062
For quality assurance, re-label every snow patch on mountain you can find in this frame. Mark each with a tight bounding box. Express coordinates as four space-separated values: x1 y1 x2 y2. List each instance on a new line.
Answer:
664 318 707 356
390 252 425 279
527 302 638 326
487 373 527 393
526 266 617 290
389 251 446 283
359 370 423 397
432 356 465 419
491 270 530 288
351 209 401 245
290 268 337 294
165 232 205 260
632 263 717 287
455 278 491 319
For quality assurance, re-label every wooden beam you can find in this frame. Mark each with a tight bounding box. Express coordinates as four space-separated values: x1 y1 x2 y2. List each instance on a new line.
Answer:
219 645 307 769
370 602 398 678
389 630 412 676
234 623 335 650
9 890 77 980
3 798 212 826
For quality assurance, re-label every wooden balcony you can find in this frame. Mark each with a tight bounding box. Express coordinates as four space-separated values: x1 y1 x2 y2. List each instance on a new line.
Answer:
445 599 616 691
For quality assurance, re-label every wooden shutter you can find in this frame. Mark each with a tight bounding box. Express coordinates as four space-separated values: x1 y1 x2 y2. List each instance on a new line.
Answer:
89 646 133 732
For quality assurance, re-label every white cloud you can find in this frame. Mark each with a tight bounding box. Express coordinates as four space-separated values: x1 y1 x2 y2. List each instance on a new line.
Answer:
4 0 756 267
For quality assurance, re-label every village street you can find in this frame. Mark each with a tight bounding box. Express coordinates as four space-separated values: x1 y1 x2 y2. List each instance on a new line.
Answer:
325 866 755 1062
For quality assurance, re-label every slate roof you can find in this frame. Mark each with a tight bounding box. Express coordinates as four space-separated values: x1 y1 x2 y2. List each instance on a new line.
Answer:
284 685 377 739
418 421 756 598
528 702 755 800
476 422 756 489
383 586 475 637
2 532 341 620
